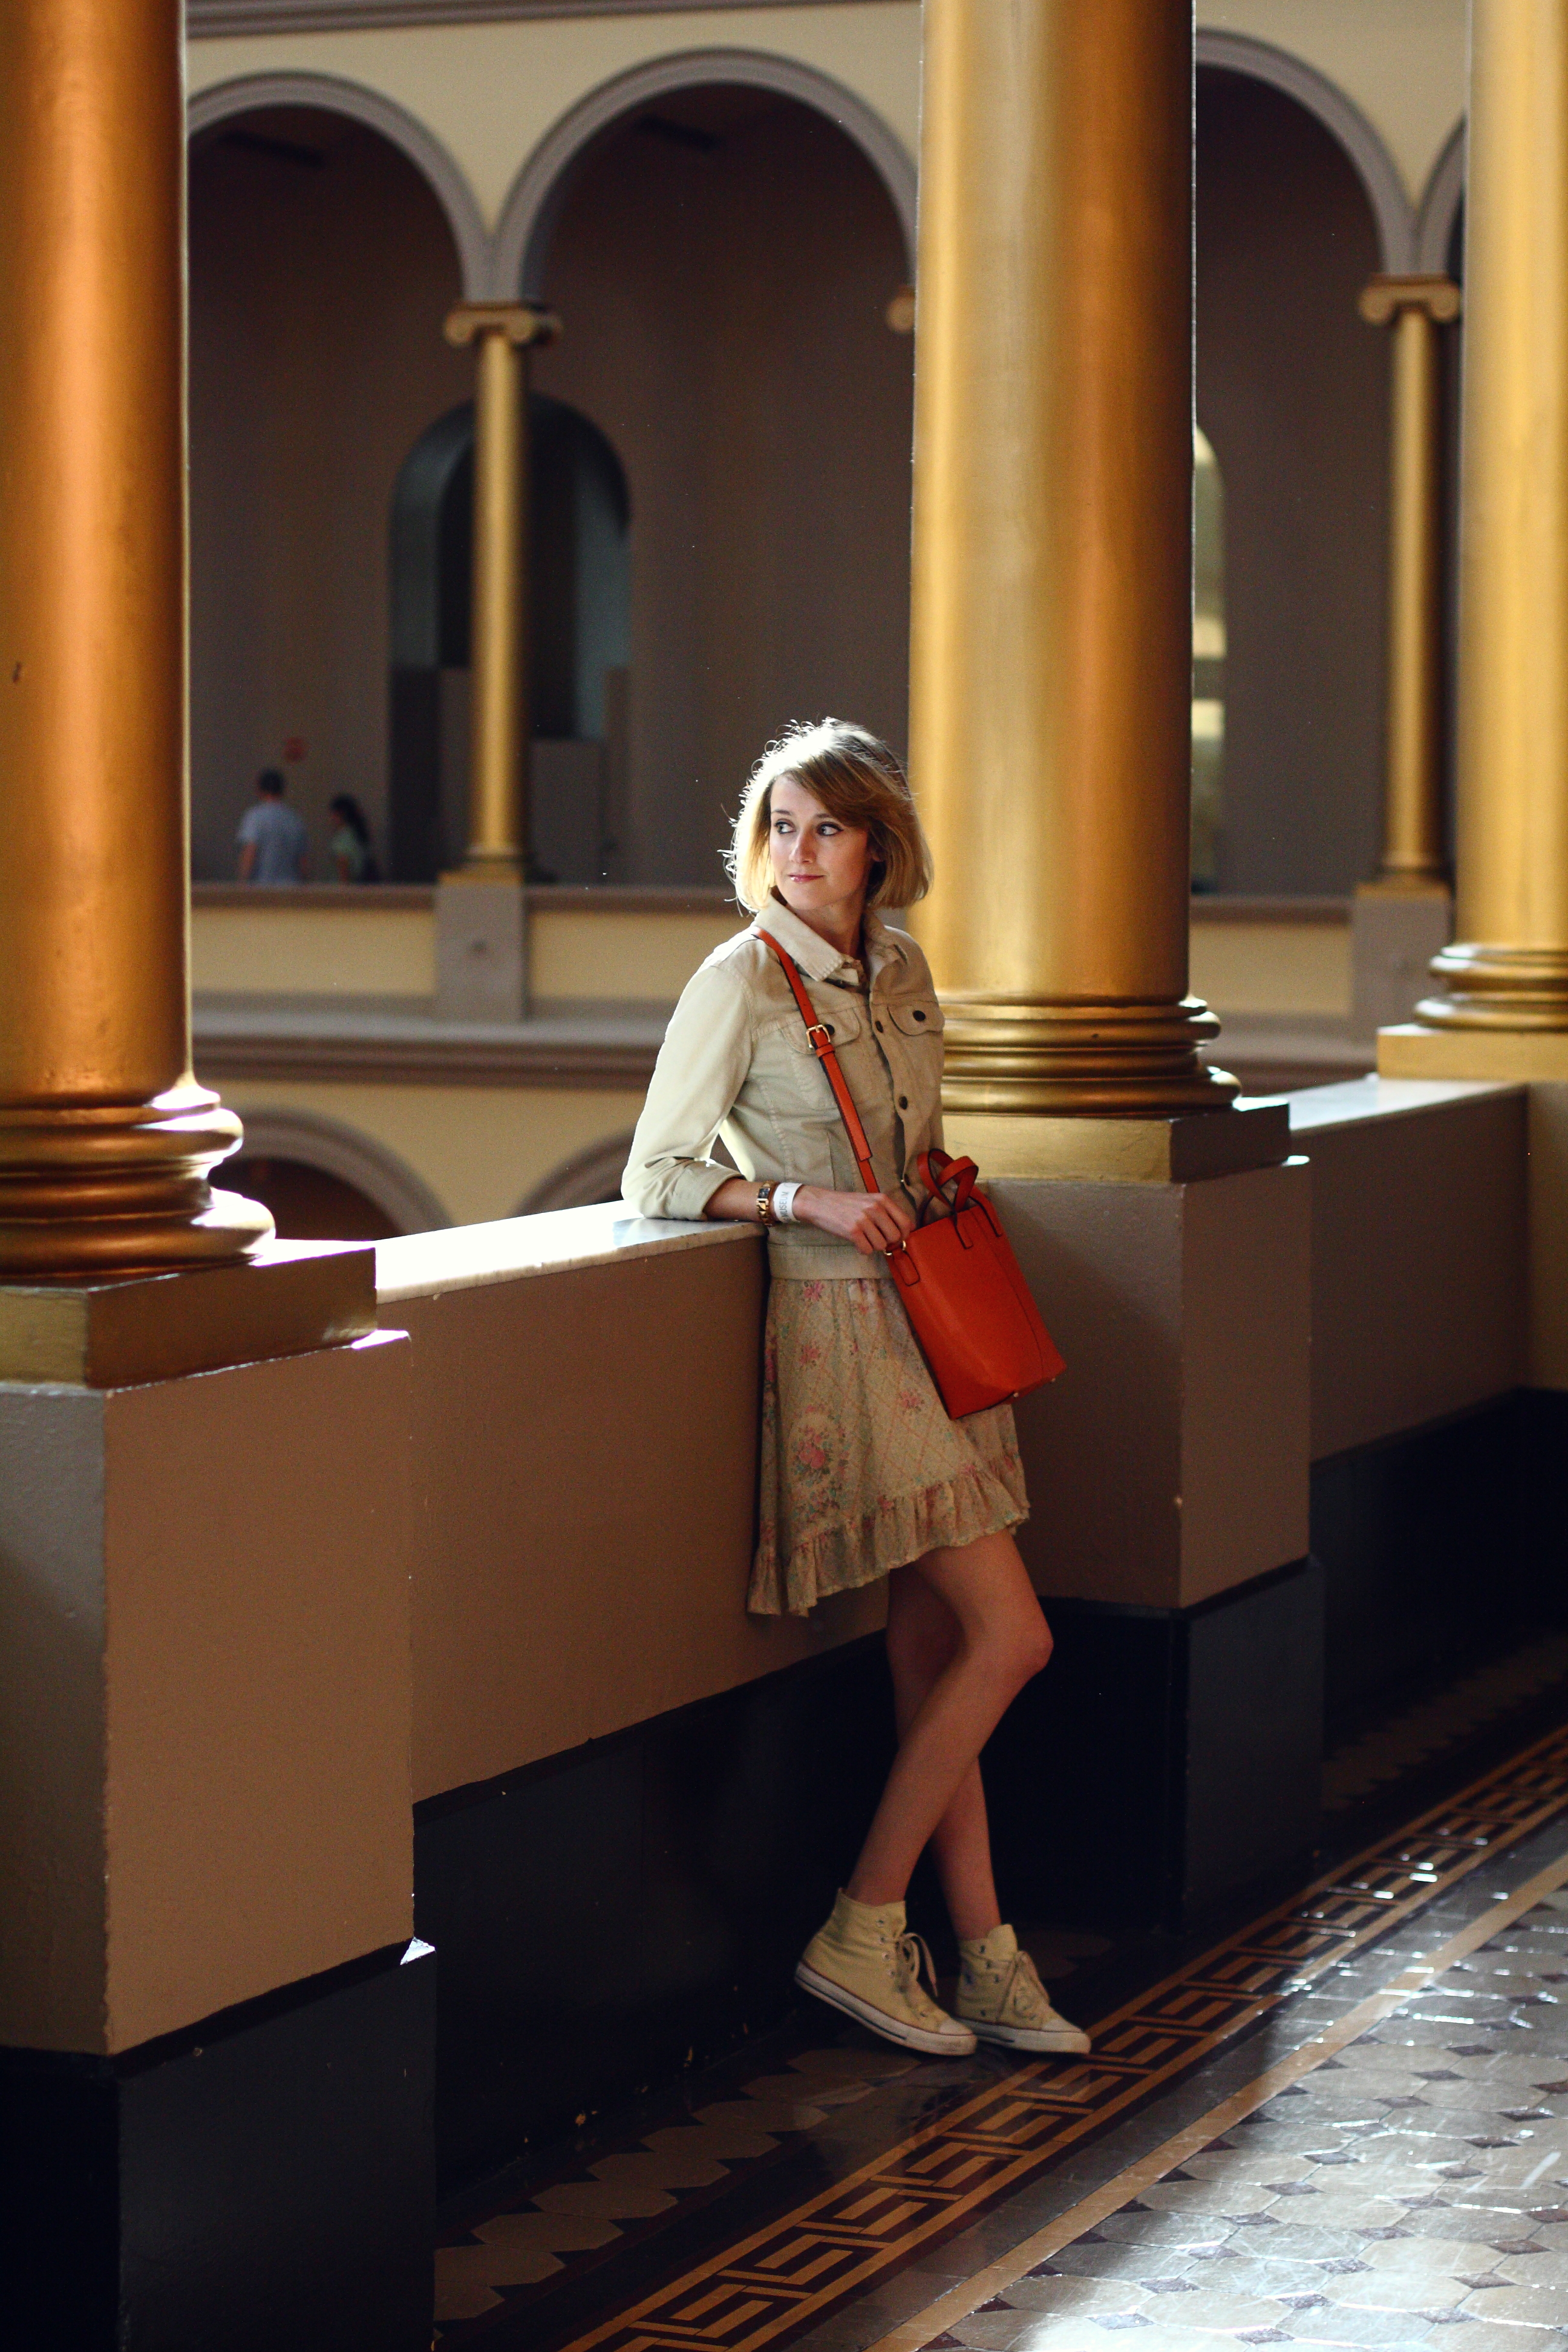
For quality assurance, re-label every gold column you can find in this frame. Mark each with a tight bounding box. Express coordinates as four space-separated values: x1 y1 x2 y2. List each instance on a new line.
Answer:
442 302 559 877
1359 276 1461 891
0 0 269 1273
909 0 1235 1122
1417 0 1568 1030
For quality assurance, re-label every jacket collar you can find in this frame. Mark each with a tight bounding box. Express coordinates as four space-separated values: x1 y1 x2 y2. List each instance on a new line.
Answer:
751 895 889 986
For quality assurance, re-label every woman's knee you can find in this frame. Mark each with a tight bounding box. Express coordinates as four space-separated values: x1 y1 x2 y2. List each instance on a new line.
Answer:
1002 1603 1053 1690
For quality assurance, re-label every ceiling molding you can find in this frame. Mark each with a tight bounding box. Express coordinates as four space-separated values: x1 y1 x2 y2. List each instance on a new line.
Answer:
189 0 903 34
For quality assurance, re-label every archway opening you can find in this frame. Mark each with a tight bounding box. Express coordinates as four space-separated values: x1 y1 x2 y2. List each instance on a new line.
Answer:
388 394 631 881
228 1156 402 1241
523 81 914 886
188 103 472 881
1197 67 1388 893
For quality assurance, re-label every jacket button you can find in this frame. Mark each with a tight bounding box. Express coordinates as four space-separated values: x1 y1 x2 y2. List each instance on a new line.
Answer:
899 1095 909 1109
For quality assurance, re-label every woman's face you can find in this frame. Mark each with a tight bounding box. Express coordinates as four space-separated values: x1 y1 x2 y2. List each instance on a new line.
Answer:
767 773 874 930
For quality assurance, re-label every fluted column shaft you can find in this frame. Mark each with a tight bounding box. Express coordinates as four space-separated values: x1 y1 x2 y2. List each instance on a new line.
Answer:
1423 0 1568 1027
0 0 267 1272
909 0 1233 1116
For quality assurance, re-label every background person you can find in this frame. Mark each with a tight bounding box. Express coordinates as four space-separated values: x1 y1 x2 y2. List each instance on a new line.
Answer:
236 768 308 883
328 793 379 883
622 719 1089 2063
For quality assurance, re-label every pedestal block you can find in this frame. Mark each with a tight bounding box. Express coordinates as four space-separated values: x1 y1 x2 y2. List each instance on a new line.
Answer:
979 1160 1318 1923
0 1327 431 2347
436 875 526 1021
1352 887 1454 1036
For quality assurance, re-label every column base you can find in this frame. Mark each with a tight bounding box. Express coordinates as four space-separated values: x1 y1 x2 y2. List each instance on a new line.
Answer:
936 992 1239 1116
0 1238 377 1384
435 874 527 1021
946 1097 1289 1180
1 1940 435 2352
0 1083 273 1276
1416 941 1568 1030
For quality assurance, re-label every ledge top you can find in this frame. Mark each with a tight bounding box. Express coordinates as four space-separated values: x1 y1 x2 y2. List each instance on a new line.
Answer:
375 1201 758 1304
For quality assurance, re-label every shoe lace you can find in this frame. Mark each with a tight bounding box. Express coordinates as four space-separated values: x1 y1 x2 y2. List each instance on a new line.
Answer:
995 1945 1050 2020
893 1929 939 2002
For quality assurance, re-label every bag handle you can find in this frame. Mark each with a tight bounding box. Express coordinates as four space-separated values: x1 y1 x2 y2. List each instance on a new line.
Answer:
756 928 881 1197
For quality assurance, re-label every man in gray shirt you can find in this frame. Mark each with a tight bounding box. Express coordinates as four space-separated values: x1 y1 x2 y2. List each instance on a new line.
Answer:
237 769 309 883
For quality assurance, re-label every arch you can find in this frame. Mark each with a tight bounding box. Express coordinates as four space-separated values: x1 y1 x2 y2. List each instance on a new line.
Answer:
1416 120 1466 276
494 49 917 299
1195 31 1415 273
188 71 491 298
517 1132 636 1217
231 1109 451 1235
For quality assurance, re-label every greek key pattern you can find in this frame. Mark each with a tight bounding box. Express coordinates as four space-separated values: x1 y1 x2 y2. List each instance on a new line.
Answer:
445 1720 1568 2352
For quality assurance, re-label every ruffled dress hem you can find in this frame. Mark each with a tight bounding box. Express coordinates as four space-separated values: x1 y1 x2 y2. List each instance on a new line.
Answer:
748 1447 1028 1618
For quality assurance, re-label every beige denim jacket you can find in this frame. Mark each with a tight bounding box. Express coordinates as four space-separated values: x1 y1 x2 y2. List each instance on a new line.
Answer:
621 900 946 1279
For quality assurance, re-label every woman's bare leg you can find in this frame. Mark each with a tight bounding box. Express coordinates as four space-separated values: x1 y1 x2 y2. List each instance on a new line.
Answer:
881 1566 1004 1939
845 1530 1051 1923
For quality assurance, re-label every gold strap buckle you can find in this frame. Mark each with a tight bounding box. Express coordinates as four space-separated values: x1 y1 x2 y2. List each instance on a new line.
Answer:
805 1022 833 1053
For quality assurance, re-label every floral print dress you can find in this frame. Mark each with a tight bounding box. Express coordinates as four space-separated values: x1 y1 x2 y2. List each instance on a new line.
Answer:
748 1276 1028 1618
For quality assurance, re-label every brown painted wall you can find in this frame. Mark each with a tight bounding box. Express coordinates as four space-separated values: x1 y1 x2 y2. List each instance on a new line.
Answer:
1197 68 1390 896
532 89 914 886
189 108 471 881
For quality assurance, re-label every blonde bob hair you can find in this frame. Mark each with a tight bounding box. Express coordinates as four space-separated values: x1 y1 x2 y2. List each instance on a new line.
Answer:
728 719 933 915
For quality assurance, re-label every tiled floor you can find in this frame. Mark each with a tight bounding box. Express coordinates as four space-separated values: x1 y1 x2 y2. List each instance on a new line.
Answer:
435 1717 1568 2352
887 1883 1568 2350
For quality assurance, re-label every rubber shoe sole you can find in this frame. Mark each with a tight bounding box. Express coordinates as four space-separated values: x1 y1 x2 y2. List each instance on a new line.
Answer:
794 1960 978 2057
962 2014 1091 2056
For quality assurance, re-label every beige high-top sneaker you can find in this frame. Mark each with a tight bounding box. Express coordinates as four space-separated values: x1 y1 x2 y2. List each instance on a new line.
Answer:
955 1924 1091 2054
796 1891 978 2057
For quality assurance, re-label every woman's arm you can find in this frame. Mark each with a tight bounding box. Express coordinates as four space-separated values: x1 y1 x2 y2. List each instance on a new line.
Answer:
621 960 756 1221
705 1175 914 1256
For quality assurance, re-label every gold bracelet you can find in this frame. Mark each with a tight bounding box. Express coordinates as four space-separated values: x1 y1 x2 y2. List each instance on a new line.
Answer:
756 1180 777 1226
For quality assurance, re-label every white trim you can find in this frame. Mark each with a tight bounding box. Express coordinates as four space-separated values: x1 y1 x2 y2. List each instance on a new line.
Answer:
233 1108 452 1234
1196 30 1415 273
494 47 916 298
1416 120 1466 277
188 71 492 299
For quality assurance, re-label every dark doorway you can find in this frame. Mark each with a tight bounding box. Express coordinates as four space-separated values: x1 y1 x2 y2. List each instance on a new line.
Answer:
388 393 631 881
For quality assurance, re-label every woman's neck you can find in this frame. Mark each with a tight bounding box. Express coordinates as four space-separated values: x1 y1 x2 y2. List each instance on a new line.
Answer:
778 892 866 964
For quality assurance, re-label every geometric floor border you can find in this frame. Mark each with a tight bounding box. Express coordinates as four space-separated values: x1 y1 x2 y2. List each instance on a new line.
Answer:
522 1717 1568 2352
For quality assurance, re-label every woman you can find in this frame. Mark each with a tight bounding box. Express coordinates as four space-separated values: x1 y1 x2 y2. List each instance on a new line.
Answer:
623 720 1088 2062
328 794 379 884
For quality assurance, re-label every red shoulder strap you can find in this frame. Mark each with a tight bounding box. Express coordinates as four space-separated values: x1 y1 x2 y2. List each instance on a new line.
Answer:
756 928 880 1197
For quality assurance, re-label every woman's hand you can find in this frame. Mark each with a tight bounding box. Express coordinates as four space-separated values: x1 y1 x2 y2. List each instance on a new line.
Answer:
794 1184 915 1256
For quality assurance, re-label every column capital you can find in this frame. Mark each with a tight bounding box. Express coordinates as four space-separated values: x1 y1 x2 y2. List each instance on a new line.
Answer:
1359 275 1462 327
443 301 561 350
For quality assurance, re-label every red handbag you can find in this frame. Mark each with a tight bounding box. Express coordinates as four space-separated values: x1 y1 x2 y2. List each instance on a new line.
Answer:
757 930 1065 1419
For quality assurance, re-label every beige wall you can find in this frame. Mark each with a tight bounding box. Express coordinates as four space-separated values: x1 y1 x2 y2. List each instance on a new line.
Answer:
186 4 1464 229
0 1334 413 2054
1290 1079 1527 1460
532 90 913 883
381 1216 883 1802
218 1076 646 1223
187 7 924 226
189 107 472 880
